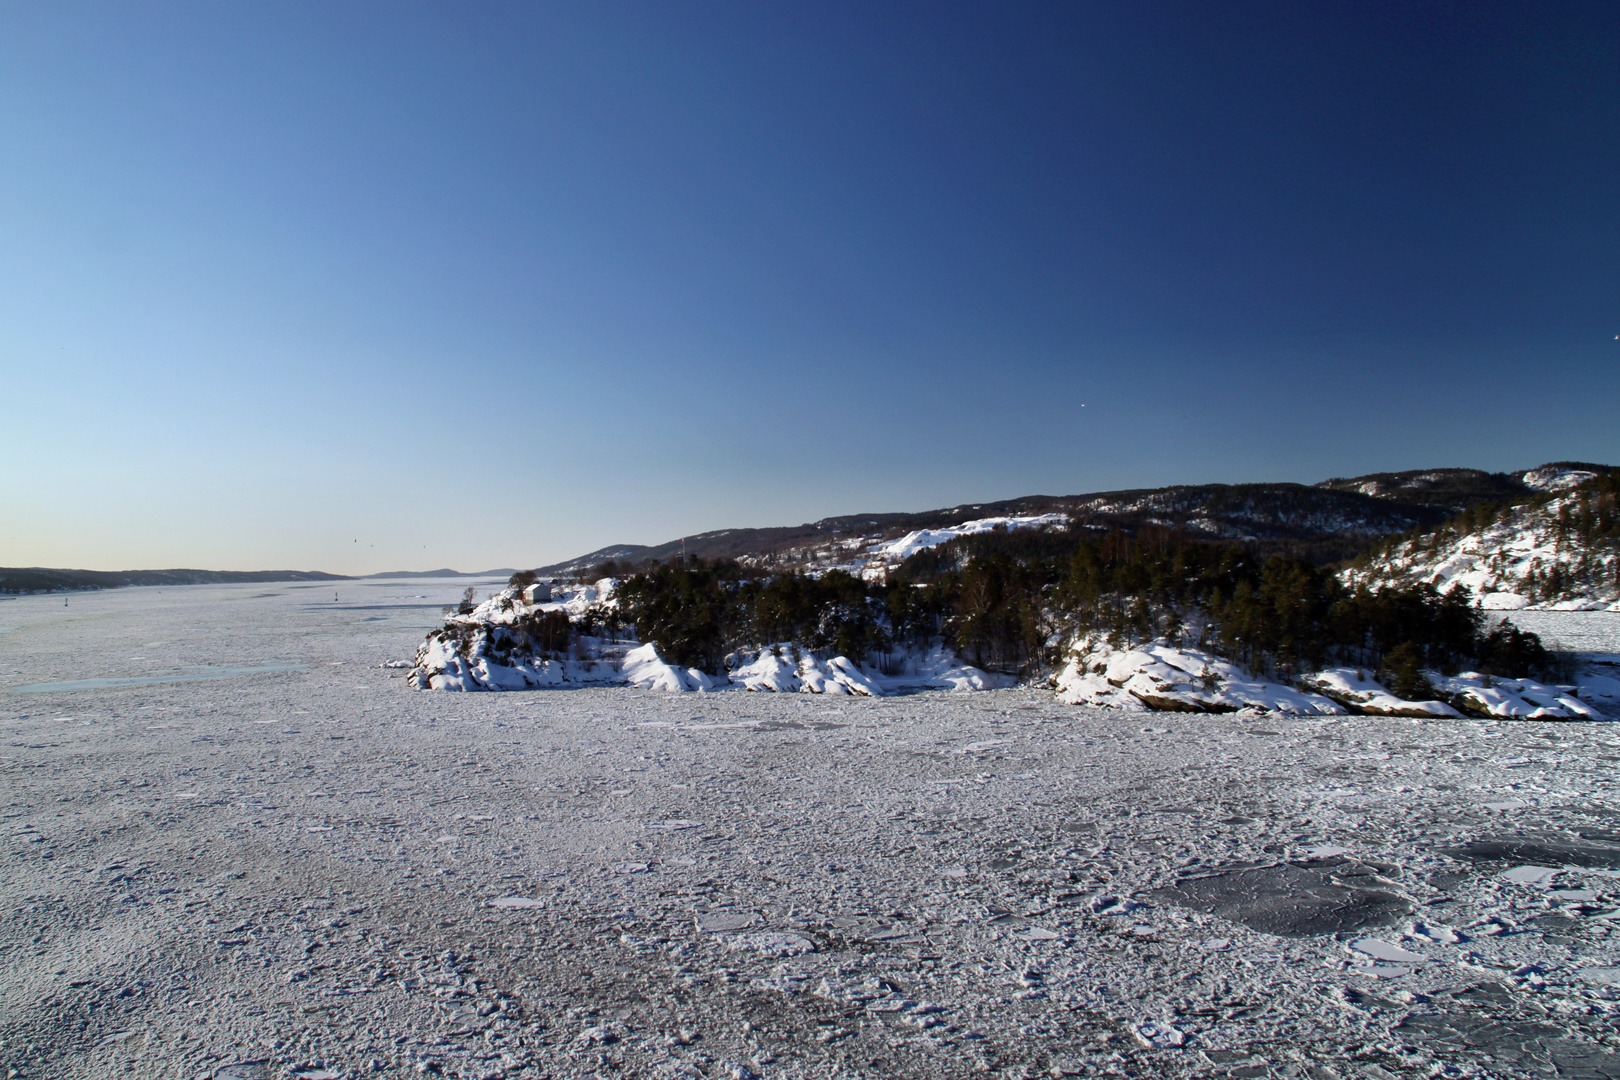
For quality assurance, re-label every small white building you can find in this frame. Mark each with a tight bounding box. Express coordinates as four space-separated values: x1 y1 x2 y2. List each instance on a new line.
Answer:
523 582 552 604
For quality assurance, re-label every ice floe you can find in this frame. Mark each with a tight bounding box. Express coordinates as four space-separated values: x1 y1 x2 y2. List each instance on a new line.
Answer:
487 897 546 910
724 931 816 957
1348 938 1427 963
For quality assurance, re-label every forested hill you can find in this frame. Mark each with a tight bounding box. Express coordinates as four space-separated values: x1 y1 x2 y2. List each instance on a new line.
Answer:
1346 471 1620 610
0 568 349 594
539 462 1615 577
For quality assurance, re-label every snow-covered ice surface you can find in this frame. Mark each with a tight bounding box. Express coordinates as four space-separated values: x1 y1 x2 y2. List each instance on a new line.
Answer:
1507 611 1620 717
6 584 1620 1079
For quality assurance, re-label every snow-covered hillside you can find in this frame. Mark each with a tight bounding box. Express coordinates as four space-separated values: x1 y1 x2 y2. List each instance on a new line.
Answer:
820 513 1066 579
867 513 1068 563
537 463 1616 583
1344 477 1619 611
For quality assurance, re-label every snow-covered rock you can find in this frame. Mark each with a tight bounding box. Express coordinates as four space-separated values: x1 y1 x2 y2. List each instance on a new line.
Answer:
621 643 724 692
795 654 883 696
1432 672 1604 720
729 647 802 692
1055 635 1346 715
729 645 884 695
408 627 620 691
1299 667 1462 718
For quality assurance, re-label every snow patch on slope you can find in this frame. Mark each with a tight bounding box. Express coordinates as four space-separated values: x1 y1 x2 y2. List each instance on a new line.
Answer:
1522 465 1599 492
868 514 1068 563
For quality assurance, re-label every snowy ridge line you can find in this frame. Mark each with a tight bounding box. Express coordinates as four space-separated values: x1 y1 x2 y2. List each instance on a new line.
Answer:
538 464 1589 581
1344 478 1619 612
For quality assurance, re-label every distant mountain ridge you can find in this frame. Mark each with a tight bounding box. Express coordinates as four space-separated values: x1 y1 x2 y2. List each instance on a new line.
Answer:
1316 462 1609 510
536 461 1615 577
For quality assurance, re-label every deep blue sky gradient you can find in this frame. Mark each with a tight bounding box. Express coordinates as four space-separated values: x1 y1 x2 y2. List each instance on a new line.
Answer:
4 2 1617 571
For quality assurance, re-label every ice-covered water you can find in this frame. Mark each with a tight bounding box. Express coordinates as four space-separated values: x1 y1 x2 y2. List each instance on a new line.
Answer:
9 662 308 693
2 584 1619 1079
1501 609 1620 660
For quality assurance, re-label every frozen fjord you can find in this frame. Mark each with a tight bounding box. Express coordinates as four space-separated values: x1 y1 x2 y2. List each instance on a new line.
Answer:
3 584 1620 1079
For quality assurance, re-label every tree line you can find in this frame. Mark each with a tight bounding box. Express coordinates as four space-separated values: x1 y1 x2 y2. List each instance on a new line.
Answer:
610 523 1564 689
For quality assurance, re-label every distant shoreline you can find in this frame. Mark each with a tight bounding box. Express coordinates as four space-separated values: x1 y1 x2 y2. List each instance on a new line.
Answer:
0 567 512 595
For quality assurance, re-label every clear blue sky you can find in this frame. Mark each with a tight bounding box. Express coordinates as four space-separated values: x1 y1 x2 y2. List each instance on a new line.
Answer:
4 2 1617 573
